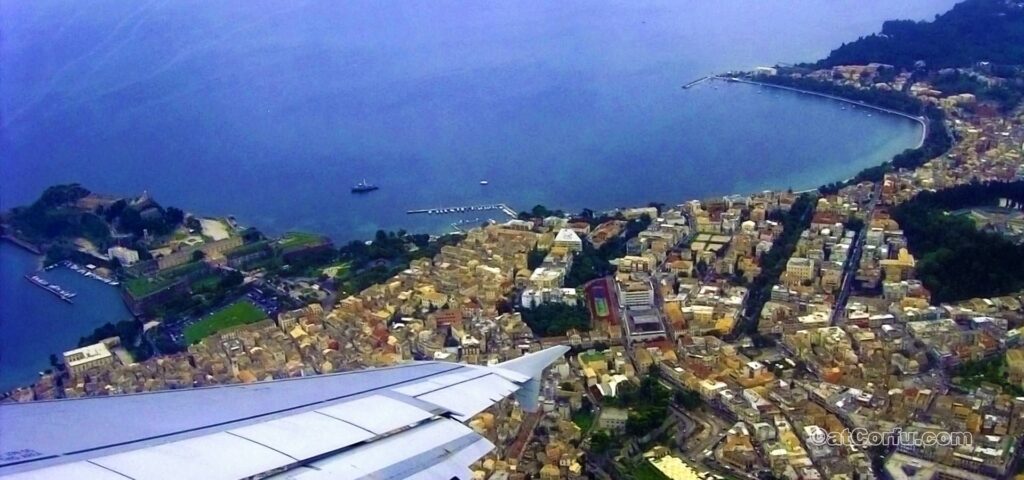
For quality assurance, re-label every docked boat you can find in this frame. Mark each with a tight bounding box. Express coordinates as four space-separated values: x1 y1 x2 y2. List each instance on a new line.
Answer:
351 179 379 193
25 275 75 303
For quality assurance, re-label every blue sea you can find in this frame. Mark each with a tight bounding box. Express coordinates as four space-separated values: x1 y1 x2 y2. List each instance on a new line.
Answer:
0 0 958 390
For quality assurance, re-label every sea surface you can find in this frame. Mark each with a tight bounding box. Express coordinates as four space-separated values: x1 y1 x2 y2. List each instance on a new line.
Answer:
0 243 133 392
1 0 958 390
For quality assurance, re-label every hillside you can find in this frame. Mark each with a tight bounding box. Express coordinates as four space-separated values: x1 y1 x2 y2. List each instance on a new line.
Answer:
818 0 1024 69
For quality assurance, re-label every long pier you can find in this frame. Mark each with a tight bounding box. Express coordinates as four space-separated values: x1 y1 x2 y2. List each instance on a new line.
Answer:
408 203 517 218
2 234 42 255
681 76 713 89
24 275 75 304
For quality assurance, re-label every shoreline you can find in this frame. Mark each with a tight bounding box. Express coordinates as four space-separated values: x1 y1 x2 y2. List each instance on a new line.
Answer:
0 83 931 394
2 234 43 255
714 76 928 150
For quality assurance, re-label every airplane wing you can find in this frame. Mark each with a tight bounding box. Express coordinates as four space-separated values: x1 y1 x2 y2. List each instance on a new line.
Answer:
0 346 568 480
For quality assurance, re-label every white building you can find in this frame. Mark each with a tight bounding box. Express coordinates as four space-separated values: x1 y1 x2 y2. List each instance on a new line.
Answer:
598 407 628 434
64 343 114 375
520 288 579 308
617 278 654 309
528 267 565 289
107 246 140 266
553 228 583 252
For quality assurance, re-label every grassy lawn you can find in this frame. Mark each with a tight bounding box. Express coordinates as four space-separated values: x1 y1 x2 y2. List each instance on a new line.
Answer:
228 240 270 258
125 276 178 298
279 231 324 249
321 261 352 278
124 261 206 297
185 300 266 344
580 351 606 364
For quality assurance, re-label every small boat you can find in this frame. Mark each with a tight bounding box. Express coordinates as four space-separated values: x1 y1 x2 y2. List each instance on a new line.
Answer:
480 180 489 186
351 179 379 193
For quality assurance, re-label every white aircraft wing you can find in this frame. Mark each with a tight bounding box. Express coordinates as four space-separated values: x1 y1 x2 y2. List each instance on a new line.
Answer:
0 346 568 480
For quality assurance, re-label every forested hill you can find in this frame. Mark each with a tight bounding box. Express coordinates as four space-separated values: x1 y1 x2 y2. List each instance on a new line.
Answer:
817 0 1024 69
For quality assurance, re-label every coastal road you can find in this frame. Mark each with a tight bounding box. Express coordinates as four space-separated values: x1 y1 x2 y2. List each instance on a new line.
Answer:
718 77 928 150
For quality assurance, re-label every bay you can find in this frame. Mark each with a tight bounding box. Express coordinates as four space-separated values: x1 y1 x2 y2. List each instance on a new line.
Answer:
2 0 956 240
0 0 959 390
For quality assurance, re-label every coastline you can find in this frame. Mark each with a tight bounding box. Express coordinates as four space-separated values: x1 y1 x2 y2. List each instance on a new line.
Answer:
714 76 928 149
0 71 931 395
2 234 43 255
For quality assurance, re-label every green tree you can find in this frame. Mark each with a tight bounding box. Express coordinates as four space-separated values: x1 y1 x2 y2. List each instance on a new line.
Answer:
590 430 614 454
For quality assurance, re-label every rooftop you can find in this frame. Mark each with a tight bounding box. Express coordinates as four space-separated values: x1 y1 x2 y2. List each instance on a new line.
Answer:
63 343 112 367
554 228 582 244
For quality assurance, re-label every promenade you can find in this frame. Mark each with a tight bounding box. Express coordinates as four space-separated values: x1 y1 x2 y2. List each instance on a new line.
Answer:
714 76 928 149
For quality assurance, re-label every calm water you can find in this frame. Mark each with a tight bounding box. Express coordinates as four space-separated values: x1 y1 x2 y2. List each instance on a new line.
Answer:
1 0 957 389
0 243 133 392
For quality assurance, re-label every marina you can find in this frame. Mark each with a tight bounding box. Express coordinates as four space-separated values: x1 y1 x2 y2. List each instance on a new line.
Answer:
407 203 517 218
450 217 484 233
50 260 120 286
24 275 75 303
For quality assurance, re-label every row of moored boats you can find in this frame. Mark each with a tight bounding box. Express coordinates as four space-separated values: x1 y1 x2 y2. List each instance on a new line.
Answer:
25 274 76 303
47 260 119 286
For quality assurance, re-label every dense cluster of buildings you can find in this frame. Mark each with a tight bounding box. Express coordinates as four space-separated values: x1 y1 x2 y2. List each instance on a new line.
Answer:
9 55 1024 480
720 64 1024 479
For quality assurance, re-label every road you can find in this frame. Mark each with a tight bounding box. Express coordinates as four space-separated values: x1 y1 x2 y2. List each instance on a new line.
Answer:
830 181 883 325
718 77 928 150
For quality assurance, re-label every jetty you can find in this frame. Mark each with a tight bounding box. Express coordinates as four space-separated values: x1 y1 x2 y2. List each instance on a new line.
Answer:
64 260 119 286
24 275 75 303
681 76 713 89
407 203 517 218
2 234 42 255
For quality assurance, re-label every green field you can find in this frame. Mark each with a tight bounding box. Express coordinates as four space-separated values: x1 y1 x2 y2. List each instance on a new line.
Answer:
279 232 324 249
321 261 352 278
581 347 602 362
124 261 206 298
594 297 610 317
125 276 178 298
185 300 267 344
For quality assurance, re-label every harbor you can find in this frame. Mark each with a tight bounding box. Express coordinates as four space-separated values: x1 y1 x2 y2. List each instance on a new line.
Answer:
450 217 483 233
50 260 120 286
24 274 76 303
407 203 517 218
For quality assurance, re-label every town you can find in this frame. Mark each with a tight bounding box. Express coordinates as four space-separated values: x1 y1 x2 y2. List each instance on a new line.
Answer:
5 3 1024 480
